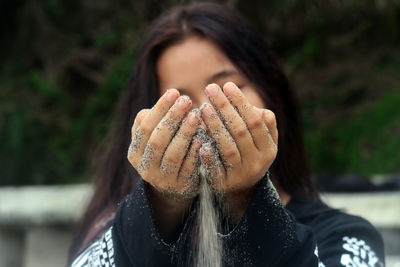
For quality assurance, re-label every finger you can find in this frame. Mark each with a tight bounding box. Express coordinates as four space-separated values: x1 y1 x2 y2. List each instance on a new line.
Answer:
200 102 241 168
199 142 225 191
135 89 180 161
260 108 278 146
127 109 150 161
223 82 271 151
204 83 254 158
177 136 202 195
139 95 192 175
161 110 200 177
133 108 150 133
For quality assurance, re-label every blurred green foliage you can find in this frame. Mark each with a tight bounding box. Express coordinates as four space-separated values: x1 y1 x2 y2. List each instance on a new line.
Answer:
0 50 136 185
1 0 400 185
305 91 400 175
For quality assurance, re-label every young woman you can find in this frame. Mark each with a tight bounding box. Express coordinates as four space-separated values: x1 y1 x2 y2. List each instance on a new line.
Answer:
69 3 385 266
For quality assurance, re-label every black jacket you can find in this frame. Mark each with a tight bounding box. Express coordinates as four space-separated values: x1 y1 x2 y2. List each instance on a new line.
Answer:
71 176 385 267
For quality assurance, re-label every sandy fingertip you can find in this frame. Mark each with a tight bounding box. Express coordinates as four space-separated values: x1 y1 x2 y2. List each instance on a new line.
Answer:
165 88 180 102
205 83 219 97
188 111 199 126
200 103 215 118
223 82 238 96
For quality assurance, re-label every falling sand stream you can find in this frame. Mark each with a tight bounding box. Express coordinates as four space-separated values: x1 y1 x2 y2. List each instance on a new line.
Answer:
195 163 222 267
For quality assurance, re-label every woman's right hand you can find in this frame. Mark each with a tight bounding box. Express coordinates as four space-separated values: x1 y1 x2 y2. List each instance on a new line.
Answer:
127 89 202 201
127 89 203 241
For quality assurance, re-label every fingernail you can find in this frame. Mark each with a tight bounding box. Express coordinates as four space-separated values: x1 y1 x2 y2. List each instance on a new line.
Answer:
177 96 190 109
223 82 237 96
166 89 179 101
188 112 198 126
201 104 214 117
205 84 219 97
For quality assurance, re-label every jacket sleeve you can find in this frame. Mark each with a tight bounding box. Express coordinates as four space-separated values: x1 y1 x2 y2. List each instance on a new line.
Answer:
311 212 385 267
70 178 197 267
111 178 197 267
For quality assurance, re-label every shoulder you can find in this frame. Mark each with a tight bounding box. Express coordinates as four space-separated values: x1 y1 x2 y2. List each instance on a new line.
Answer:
287 196 385 266
286 195 380 235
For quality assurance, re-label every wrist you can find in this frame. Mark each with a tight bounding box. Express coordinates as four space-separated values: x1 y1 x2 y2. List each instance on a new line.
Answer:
221 185 256 224
146 183 194 242
148 185 193 214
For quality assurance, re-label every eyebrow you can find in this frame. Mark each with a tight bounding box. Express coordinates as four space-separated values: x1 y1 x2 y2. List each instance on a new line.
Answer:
206 70 240 84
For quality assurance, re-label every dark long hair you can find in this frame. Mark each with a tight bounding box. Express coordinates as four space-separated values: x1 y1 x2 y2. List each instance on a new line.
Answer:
69 2 317 262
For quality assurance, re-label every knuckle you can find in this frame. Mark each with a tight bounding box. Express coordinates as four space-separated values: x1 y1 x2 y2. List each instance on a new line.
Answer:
223 147 238 162
235 127 248 139
127 153 137 166
248 118 263 131
137 109 148 120
214 99 229 110
263 109 276 124
147 139 161 152
132 110 149 130
163 153 181 167
140 124 152 136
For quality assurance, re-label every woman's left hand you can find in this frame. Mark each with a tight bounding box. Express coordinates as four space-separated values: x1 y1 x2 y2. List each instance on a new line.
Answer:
199 82 278 220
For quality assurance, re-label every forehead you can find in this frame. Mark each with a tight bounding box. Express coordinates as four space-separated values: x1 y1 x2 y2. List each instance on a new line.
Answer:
156 36 237 89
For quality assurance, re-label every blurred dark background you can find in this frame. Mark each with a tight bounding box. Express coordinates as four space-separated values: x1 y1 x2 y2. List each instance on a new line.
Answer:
1 0 399 186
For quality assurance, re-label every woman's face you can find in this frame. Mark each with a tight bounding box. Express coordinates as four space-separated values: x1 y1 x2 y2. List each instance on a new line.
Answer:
157 36 266 109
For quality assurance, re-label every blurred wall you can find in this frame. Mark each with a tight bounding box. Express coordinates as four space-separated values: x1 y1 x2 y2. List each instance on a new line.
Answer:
0 185 399 267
